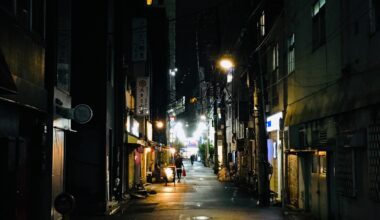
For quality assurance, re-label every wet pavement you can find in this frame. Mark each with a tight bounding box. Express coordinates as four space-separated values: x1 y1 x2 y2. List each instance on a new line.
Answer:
69 160 313 220
111 160 285 220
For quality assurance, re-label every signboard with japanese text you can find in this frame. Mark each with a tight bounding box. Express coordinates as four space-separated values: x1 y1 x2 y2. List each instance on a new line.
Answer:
136 77 150 116
131 118 140 137
132 18 147 61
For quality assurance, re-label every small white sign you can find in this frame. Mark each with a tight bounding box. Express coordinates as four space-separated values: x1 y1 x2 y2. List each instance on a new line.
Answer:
266 112 283 132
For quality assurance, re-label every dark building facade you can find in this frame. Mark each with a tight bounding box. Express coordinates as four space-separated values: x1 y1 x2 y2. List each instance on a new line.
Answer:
0 1 50 219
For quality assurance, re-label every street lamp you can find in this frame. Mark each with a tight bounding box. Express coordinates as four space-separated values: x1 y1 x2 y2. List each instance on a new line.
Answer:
156 120 164 129
218 58 235 71
217 55 270 205
212 56 235 174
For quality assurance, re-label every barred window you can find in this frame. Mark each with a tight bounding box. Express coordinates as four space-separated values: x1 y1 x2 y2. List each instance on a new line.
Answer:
287 34 295 74
336 147 356 197
368 125 380 202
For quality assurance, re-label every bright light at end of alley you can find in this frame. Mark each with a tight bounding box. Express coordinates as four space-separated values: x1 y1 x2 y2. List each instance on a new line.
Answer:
156 121 164 129
170 147 176 154
219 58 234 70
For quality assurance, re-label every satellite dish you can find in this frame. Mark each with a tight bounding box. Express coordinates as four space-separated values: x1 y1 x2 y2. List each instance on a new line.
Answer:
73 104 93 124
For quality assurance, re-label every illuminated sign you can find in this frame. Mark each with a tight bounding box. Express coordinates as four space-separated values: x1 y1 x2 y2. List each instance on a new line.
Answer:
266 112 283 132
147 121 153 141
126 116 131 132
131 118 139 137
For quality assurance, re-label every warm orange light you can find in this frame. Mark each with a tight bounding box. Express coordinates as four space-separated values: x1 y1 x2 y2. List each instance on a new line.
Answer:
170 147 176 154
190 97 197 104
156 121 164 129
219 58 234 71
146 0 153 5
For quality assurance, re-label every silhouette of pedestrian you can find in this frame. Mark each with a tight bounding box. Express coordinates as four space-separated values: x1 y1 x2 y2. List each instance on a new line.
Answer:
174 154 184 182
190 154 195 166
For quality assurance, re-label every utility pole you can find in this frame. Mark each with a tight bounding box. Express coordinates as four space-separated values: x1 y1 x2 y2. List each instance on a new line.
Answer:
213 69 219 174
213 5 222 175
256 53 270 206
220 84 227 168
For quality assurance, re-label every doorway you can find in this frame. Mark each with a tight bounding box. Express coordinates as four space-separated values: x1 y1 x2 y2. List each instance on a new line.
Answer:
310 151 328 220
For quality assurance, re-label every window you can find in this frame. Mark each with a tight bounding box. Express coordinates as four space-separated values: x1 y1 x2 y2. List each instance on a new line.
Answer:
257 11 265 37
107 39 114 86
2 0 45 38
312 0 326 49
271 43 279 106
272 43 279 72
368 124 380 201
336 147 356 197
287 34 295 74
370 0 380 33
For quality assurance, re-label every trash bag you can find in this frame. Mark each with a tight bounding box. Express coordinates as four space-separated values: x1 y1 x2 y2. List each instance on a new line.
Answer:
182 168 186 177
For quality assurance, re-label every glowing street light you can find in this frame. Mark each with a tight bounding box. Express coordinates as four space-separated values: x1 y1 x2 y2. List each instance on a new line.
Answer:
218 58 235 71
156 120 164 129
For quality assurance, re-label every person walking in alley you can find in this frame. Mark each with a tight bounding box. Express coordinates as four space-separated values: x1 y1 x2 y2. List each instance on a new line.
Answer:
174 154 184 182
190 154 195 166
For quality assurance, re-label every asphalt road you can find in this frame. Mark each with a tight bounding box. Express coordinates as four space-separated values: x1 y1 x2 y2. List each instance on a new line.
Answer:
114 159 285 220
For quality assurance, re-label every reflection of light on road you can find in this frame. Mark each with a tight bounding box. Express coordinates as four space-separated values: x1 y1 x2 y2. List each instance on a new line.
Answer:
161 187 175 193
196 202 201 207
192 216 210 220
199 178 204 181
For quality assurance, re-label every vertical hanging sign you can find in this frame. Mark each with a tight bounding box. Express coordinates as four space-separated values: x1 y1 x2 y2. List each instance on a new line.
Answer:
132 18 147 61
136 77 150 116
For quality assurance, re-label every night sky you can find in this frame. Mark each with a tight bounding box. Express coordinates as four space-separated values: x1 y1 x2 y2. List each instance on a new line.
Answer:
175 0 253 117
175 0 217 99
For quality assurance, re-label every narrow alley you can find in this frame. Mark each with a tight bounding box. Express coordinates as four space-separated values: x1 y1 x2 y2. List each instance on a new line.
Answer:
2 1 380 220
80 159 284 220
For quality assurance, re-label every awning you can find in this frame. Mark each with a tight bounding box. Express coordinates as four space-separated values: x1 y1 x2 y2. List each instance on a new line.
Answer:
0 50 17 94
127 134 139 144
